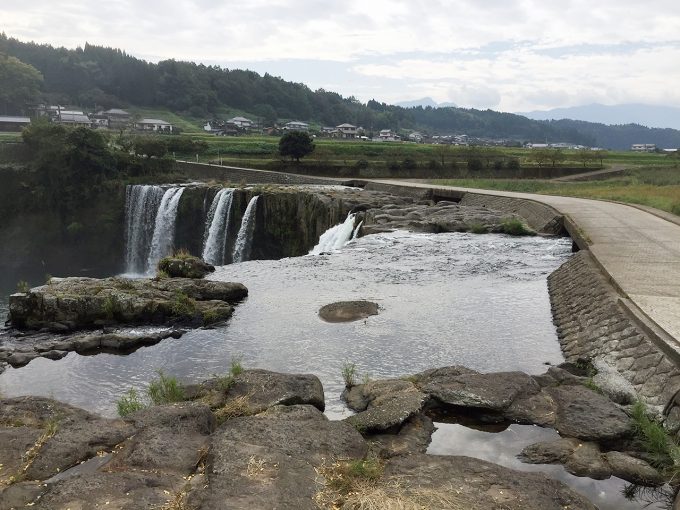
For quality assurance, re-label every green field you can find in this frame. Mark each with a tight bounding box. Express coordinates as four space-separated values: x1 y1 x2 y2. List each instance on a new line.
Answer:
430 166 680 216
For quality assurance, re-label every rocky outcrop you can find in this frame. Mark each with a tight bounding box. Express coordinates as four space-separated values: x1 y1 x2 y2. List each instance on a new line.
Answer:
157 254 215 278
318 300 379 323
8 276 247 331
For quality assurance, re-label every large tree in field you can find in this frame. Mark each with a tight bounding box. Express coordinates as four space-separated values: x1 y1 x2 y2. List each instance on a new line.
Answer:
0 54 43 114
278 131 315 162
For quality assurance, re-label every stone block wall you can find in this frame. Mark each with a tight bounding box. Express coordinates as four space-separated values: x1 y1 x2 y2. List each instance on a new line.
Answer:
548 251 680 407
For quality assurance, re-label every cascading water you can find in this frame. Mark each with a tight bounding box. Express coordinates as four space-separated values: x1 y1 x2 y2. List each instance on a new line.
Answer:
145 187 185 274
309 213 357 255
202 188 235 265
124 185 165 275
232 195 259 263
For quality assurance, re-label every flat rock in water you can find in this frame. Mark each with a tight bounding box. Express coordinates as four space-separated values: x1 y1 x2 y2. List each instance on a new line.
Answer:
382 454 597 510
318 300 379 322
604 451 665 486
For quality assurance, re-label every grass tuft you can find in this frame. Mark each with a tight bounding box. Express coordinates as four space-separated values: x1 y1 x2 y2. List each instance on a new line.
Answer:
117 388 146 417
148 369 186 405
630 400 680 472
342 361 358 388
500 217 534 236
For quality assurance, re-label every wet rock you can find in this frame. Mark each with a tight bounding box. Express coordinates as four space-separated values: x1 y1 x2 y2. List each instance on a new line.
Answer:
8 276 247 331
592 359 637 405
383 454 597 510
342 379 427 432
548 385 634 441
318 300 379 322
604 451 665 486
158 254 215 279
505 389 558 426
564 442 610 479
0 481 45 509
519 437 581 465
6 351 38 367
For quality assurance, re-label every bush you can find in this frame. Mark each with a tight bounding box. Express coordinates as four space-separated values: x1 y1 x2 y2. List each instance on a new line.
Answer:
401 157 417 170
500 218 534 236
117 388 146 417
506 158 520 171
341 361 357 388
147 369 185 405
467 158 483 172
354 159 369 170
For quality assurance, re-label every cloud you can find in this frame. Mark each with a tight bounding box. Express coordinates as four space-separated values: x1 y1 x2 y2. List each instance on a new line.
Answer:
1 0 680 110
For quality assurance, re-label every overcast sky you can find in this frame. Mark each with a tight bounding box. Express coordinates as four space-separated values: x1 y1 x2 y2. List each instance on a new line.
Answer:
3 0 680 112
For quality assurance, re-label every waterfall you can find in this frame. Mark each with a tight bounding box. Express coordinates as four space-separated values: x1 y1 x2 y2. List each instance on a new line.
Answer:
309 213 357 255
352 220 364 240
124 185 165 275
145 187 185 274
202 188 234 265
232 195 259 263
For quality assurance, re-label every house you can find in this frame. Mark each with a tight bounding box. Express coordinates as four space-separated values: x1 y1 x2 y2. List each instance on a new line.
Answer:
91 115 110 128
376 129 400 142
228 116 254 129
631 144 656 152
0 116 31 131
102 109 131 129
321 126 339 137
136 118 174 132
284 121 309 131
336 123 357 138
408 132 423 142
56 112 92 126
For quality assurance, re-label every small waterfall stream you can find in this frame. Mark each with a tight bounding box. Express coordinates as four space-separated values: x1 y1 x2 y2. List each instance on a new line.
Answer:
202 189 235 265
145 187 185 274
309 213 357 254
232 196 259 263
124 185 165 274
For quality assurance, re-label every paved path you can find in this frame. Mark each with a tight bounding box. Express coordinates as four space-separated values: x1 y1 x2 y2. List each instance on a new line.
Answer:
551 165 626 182
369 179 680 344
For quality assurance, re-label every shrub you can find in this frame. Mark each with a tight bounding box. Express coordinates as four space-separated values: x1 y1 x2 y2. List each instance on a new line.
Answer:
341 361 357 388
230 355 244 376
467 221 488 234
467 158 483 172
401 157 417 170
147 369 185 405
354 159 369 170
171 291 197 317
500 218 534 236
102 295 123 320
506 158 521 171
117 388 146 417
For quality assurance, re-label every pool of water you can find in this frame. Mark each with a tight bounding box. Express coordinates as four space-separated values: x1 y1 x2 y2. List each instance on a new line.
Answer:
429 422 670 510
0 231 571 418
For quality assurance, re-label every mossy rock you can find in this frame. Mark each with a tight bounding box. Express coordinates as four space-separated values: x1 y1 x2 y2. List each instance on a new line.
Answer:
158 255 215 279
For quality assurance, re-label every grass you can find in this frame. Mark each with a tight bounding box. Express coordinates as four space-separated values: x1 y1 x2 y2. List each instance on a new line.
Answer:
15 280 30 293
629 401 680 468
213 395 252 424
430 166 680 216
102 294 123 320
148 369 186 405
342 361 358 388
116 388 145 417
500 217 534 236
170 290 198 317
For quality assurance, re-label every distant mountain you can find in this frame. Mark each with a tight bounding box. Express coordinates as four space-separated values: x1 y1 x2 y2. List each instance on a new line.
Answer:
520 103 680 130
395 97 457 108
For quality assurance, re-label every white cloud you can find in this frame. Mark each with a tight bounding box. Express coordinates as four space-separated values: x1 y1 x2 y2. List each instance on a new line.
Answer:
2 0 680 110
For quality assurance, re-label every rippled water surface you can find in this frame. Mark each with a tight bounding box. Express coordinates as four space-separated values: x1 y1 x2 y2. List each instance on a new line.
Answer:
0 232 572 418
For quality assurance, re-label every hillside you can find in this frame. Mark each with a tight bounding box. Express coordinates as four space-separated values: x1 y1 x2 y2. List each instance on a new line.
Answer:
2 34 680 149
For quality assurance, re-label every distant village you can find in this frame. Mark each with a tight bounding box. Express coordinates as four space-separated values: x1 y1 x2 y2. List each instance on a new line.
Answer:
0 107 673 153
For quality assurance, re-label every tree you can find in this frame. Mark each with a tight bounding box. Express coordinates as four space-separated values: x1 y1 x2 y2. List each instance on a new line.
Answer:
531 149 550 168
577 148 596 168
133 136 168 159
0 54 43 114
278 131 314 162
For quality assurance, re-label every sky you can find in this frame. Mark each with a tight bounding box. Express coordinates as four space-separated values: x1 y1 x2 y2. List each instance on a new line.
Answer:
2 0 680 112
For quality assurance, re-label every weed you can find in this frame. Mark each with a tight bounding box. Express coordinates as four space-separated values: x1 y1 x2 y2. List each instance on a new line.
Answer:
173 248 193 260
156 269 170 279
44 273 53 284
170 291 197 317
102 294 123 320
114 278 136 291
246 455 278 479
230 355 244 376
117 388 146 417
583 378 604 395
341 361 357 388
361 373 372 385
213 395 252 424
500 217 534 236
466 221 487 234
147 369 185 405
629 401 680 470
15 280 30 293
201 308 221 324
215 374 234 392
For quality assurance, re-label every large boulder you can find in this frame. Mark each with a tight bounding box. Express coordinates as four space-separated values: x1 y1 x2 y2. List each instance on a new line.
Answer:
318 300 379 323
158 254 215 279
8 276 247 331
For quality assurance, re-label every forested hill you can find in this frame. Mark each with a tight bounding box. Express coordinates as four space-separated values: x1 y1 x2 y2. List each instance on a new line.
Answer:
2 33 679 149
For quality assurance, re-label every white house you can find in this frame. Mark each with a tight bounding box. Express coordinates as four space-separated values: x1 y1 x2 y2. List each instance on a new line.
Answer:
631 144 656 152
228 116 254 129
284 121 309 131
136 118 174 132
377 129 400 141
57 112 91 126
336 123 357 138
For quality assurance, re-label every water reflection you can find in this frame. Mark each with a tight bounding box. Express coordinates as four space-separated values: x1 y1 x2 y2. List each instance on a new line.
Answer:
428 423 669 510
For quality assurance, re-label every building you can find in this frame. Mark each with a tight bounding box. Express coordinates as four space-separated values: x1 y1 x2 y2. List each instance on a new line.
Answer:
0 116 30 131
56 112 91 126
102 109 131 129
631 144 656 152
284 121 309 131
376 129 400 142
136 118 174 132
408 132 423 142
228 116 254 129
336 123 357 138
321 126 339 137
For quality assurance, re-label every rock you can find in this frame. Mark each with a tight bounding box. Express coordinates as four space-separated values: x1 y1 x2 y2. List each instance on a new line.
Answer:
604 451 665 486
110 402 215 475
318 300 379 322
368 413 435 458
0 427 44 485
416 368 541 412
222 369 325 413
548 386 634 441
158 254 215 278
564 442 611 479
8 276 247 331
342 379 427 432
519 437 581 465
6 351 38 367
381 454 597 510
592 359 637 405
0 481 45 509
505 390 557 426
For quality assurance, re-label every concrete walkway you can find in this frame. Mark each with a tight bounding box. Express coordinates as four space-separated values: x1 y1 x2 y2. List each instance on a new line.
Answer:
369 179 680 346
